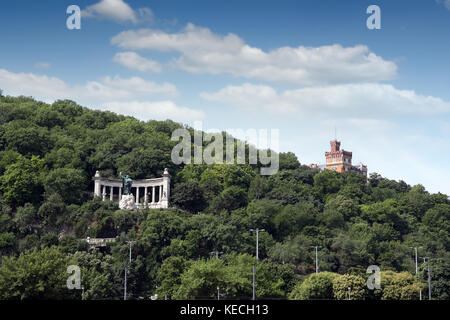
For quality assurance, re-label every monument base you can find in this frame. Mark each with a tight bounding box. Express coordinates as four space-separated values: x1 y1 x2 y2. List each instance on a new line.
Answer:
119 194 136 210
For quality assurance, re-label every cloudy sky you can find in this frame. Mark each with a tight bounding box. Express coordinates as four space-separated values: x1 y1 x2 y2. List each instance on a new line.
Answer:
0 0 449 194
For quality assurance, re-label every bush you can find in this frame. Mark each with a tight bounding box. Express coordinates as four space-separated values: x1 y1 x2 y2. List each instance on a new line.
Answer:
333 274 367 300
289 272 339 300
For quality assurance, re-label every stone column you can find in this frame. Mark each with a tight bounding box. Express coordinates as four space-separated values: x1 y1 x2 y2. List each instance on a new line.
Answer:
93 171 102 197
102 186 106 201
144 187 148 208
110 186 114 201
119 187 122 200
152 186 155 203
159 185 163 203
136 187 140 204
161 168 170 208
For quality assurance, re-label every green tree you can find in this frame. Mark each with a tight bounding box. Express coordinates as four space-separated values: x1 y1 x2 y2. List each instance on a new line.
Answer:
0 246 75 299
171 181 206 213
278 152 301 170
156 256 191 299
3 120 51 156
174 257 226 299
38 193 66 230
0 232 16 256
0 155 45 207
313 170 343 196
248 175 270 200
332 274 367 300
43 168 86 204
418 257 450 300
14 203 37 234
289 272 339 300
376 270 422 300
211 186 248 213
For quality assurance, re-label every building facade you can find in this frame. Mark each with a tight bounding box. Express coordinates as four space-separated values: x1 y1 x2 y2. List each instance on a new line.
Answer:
309 140 367 177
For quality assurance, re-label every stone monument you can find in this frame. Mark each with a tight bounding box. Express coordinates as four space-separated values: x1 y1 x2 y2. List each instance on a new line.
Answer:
93 169 170 209
119 172 136 210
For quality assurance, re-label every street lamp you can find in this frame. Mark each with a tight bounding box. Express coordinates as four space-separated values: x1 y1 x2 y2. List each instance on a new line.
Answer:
217 286 220 300
420 257 432 300
311 246 322 274
250 229 265 260
124 241 135 300
410 246 423 300
250 228 265 300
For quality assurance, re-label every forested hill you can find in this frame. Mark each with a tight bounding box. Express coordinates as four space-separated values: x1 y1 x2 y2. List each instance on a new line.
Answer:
0 95 449 300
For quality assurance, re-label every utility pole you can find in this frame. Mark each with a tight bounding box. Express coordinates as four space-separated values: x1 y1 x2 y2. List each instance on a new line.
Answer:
128 240 134 263
311 246 322 274
124 241 134 300
420 257 431 300
124 266 127 300
250 228 265 300
410 246 423 300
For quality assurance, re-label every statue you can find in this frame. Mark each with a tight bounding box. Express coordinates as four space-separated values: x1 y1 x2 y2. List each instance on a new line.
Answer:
119 172 136 210
120 172 133 195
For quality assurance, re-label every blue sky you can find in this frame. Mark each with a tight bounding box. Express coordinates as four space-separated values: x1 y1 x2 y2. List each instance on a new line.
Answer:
0 0 449 194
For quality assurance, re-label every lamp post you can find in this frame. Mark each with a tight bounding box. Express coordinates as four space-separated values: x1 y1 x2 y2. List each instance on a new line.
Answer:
410 246 423 300
420 257 431 300
217 286 220 301
250 228 265 300
124 241 135 300
311 246 322 274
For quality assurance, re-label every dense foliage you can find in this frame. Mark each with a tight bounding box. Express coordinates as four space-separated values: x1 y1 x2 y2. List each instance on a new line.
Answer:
0 95 449 300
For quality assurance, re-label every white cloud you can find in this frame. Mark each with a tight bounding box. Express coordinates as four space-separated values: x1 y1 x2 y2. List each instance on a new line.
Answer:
82 0 153 24
34 62 50 69
113 52 162 72
436 0 450 10
0 69 203 123
111 23 397 86
200 83 450 118
0 69 177 101
101 75 177 96
103 101 205 122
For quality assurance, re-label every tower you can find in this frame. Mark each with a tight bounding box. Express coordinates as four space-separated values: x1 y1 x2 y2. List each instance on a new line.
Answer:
325 140 353 173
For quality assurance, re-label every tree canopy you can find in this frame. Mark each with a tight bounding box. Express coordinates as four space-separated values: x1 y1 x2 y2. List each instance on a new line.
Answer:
0 95 448 300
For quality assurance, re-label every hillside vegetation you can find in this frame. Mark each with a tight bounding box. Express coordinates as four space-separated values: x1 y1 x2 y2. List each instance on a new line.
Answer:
0 95 448 300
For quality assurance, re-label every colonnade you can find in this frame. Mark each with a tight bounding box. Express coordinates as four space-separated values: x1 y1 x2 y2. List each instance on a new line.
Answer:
93 168 170 209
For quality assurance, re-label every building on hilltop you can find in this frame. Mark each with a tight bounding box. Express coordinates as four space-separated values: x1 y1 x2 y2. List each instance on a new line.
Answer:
309 140 367 177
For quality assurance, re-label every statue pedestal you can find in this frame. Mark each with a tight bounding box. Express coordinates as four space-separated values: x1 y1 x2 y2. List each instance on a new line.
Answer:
119 194 136 210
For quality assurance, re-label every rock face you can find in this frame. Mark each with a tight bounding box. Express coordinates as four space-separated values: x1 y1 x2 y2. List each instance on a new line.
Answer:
119 194 136 210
